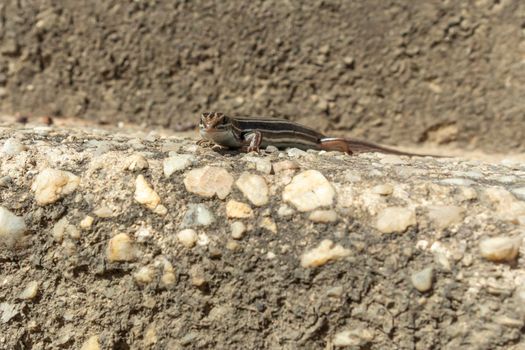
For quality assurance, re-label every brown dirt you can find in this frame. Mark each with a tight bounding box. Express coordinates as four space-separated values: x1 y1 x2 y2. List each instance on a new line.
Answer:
1 1 525 153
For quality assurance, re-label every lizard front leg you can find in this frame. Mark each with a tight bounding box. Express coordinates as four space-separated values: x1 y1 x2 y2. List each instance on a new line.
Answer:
241 131 263 153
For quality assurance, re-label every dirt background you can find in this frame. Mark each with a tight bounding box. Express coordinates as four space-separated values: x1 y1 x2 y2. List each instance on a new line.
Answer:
0 0 525 152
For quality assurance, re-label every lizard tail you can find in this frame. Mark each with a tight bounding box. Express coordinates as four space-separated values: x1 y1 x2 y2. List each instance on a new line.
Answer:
319 137 436 157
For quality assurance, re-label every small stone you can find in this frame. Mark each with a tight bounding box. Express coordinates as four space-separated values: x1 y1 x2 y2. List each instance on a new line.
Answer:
182 204 215 227
371 184 393 195
134 175 161 211
235 173 269 206
244 156 272 174
333 329 373 347
80 335 100 350
163 154 195 177
157 257 176 288
2 138 26 156
484 187 525 221
93 206 113 218
277 204 294 217
80 215 94 229
226 200 254 218
144 323 158 346
479 236 522 262
411 267 434 292
427 205 465 230
125 154 149 171
300 239 351 268
272 160 300 173
31 168 80 205
226 240 240 251
184 166 234 199
379 154 406 165
0 207 27 248
283 170 335 212
177 229 198 248
230 221 246 239
52 217 71 242
259 217 277 233
376 207 416 233
106 233 137 262
512 187 525 200
308 210 338 223
265 145 279 153
190 267 207 287
134 266 156 285
430 242 452 271
18 281 39 300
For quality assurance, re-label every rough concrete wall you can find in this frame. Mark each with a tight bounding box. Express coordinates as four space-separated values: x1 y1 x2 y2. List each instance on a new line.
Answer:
0 0 524 151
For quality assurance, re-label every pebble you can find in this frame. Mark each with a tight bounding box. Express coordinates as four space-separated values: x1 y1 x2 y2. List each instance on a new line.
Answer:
371 184 394 196
182 204 215 227
411 267 434 292
106 233 137 262
184 166 234 199
0 207 27 248
158 258 176 288
80 335 100 350
512 187 525 200
18 281 39 300
379 154 406 165
427 205 465 230
144 323 158 346
308 210 338 223
484 187 525 221
479 236 522 262
2 137 26 155
177 229 198 248
226 200 254 218
80 215 94 230
93 206 113 218
31 168 80 205
430 242 452 271
286 148 307 157
163 154 195 177
333 329 373 347
272 160 300 173
283 170 335 212
300 239 351 268
235 172 269 206
125 154 149 171
230 221 246 239
226 240 240 251
259 217 277 233
243 156 272 174
52 217 79 242
277 204 294 217
375 207 416 233
134 266 156 285
134 175 165 214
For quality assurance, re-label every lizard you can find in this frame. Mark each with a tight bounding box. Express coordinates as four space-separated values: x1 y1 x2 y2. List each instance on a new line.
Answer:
198 112 437 156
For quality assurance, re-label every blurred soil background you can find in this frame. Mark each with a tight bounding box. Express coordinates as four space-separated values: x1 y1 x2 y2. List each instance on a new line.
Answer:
0 0 524 152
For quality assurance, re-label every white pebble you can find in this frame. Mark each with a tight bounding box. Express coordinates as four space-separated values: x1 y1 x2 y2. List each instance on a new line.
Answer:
272 160 300 173
230 221 246 239
2 138 26 156
80 215 94 229
106 233 137 262
163 154 195 177
371 184 394 195
259 217 277 233
243 156 272 174
308 210 338 223
235 172 269 206
134 175 161 211
182 204 215 227
277 204 294 217
512 187 525 200
0 207 27 248
80 335 100 350
31 168 80 205
283 170 335 212
177 229 198 248
439 178 475 186
125 154 149 171
300 239 351 268
427 205 465 230
184 166 234 199
333 329 373 347
411 267 433 292
375 207 416 233
134 266 156 285
18 281 39 300
226 200 254 218
479 236 522 262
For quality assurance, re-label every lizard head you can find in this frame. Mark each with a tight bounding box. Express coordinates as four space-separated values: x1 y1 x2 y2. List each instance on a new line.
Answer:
200 112 228 131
